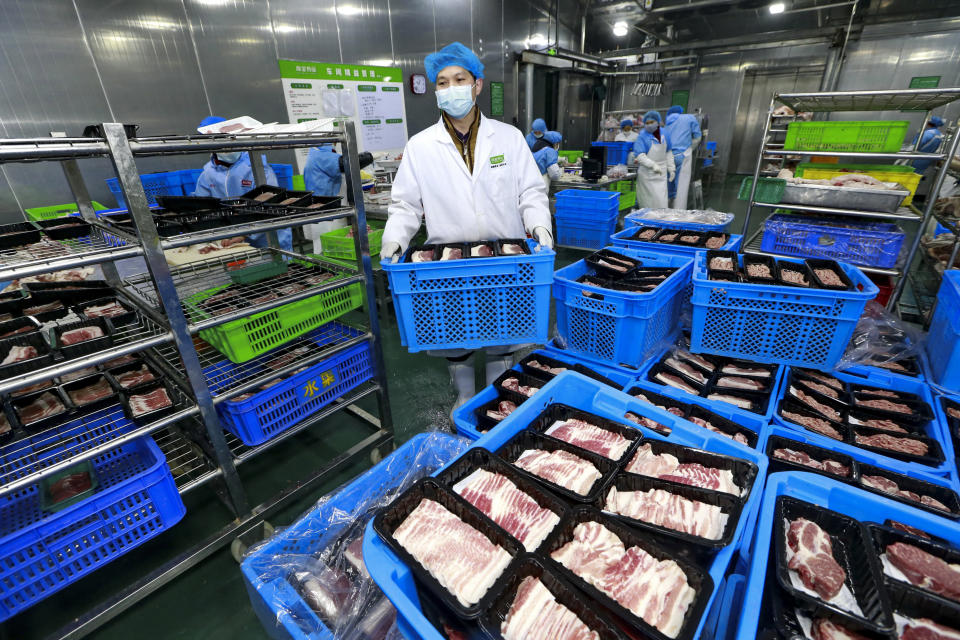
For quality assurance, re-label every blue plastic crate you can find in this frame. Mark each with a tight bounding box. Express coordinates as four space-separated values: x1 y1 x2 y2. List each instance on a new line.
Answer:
106 171 186 208
773 366 956 481
590 141 633 165
624 208 735 232
203 324 372 446
925 270 960 393
178 168 203 195
610 227 743 255
759 213 905 269
701 572 746 640
554 189 620 215
554 247 693 368
555 213 618 250
0 433 184 620
270 163 294 190
735 472 960 640
691 253 878 370
382 239 555 352
365 372 768 640
241 432 468 640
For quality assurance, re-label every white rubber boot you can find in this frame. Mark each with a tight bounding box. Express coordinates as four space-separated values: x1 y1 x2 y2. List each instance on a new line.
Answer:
448 356 476 417
485 353 513 386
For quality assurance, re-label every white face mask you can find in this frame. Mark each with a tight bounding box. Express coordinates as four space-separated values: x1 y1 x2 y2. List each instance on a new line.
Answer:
534 132 543 138
645 122 659 133
436 84 475 119
218 151 242 164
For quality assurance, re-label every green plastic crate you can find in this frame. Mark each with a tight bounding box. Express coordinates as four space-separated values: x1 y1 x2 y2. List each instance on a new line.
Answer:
320 225 385 260
784 120 909 153
24 201 108 222
619 191 636 210
738 177 785 204
292 174 305 191
558 150 584 162
185 262 364 363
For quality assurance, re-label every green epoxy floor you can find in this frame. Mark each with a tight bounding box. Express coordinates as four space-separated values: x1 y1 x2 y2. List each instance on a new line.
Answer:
2 174 751 640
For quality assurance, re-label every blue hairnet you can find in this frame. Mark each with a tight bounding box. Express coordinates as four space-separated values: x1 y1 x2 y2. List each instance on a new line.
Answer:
424 42 484 82
643 111 662 125
200 115 226 128
544 131 562 145
532 118 547 133
620 119 634 128
667 105 684 117
930 116 945 128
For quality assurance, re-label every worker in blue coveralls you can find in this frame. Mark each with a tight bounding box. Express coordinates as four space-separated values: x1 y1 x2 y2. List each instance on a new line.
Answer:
192 115 289 249
664 105 702 209
303 144 374 197
526 118 549 151
911 116 945 173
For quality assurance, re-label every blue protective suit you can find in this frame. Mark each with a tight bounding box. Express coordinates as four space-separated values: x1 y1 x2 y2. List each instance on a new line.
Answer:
304 145 343 196
208 152 290 250
912 126 944 172
193 158 230 198
664 113 701 199
526 118 548 149
533 147 559 174
632 127 672 157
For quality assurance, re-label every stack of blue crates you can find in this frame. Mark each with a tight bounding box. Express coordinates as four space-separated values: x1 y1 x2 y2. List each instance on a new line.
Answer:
590 141 633 165
926 269 960 393
554 189 620 249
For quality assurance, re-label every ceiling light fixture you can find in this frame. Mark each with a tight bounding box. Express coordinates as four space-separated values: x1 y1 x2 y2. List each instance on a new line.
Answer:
768 2 786 14
612 21 628 37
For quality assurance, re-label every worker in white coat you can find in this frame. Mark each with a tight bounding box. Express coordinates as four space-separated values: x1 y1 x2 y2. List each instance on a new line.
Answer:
379 42 553 413
615 119 638 143
664 105 702 209
630 111 675 210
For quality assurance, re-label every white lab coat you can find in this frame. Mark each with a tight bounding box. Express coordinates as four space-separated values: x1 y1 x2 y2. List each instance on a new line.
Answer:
615 131 638 143
674 147 693 209
383 114 551 251
635 132 673 210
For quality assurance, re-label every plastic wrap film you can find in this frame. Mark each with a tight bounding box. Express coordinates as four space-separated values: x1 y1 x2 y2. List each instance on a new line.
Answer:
835 301 924 371
632 208 735 227
243 431 471 640
606 164 630 180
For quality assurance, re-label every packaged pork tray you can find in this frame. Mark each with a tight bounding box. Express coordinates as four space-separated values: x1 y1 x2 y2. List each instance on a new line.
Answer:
382 238 554 352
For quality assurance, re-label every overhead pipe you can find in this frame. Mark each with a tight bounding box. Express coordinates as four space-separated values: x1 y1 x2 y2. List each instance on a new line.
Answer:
649 0 739 12
784 0 855 13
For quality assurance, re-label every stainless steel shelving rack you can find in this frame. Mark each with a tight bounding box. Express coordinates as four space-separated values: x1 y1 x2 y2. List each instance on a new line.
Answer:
739 88 960 312
0 122 393 639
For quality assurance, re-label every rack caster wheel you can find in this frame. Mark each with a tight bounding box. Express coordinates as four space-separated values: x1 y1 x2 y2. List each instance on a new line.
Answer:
370 442 396 464
230 521 275 562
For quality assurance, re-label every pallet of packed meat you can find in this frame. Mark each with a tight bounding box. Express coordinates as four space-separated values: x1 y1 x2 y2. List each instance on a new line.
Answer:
365 371 768 640
772 366 956 482
734 471 960 640
691 253 878 370
382 239 554 353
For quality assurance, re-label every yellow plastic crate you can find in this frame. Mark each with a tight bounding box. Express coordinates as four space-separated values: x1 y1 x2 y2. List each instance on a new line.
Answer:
794 163 923 206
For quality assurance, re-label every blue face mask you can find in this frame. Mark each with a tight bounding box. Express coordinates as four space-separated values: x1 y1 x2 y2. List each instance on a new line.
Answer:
436 84 475 119
218 151 242 164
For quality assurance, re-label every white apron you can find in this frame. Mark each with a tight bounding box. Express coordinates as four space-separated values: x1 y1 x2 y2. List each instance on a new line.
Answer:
636 136 670 210
674 147 693 209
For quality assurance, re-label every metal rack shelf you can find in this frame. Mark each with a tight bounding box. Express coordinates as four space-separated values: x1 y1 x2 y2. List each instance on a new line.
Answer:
740 87 960 313
153 424 220 494
0 223 141 283
742 226 903 277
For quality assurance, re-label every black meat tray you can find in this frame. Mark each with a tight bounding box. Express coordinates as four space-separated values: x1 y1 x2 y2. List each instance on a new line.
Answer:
0 222 41 249
526 403 642 463
849 391 934 425
585 249 641 278
701 232 730 250
434 447 568 553
770 580 889 640
494 429 617 504
685 404 759 447
776 260 815 288
571 363 626 391
435 243 469 262
719 359 778 379
630 226 661 241
856 463 959 519
703 386 769 416
77 296 137 327
622 408 675 436
847 383 923 404
712 371 774 395
785 381 847 422
463 241 499 259
11 387 74 434
491 370 544 405
773 496 894 634
648 362 705 396
119 379 181 425
674 230 708 246
0 316 41 339
845 409 926 437
53 317 112 360
517 352 572 380
886 581 960 638
239 185 286 203
778 399 848 442
0 332 54 378
865 523 960 618
0 404 15 446
287 195 343 213
480 554 628 640
792 368 845 394
60 374 119 415
940 396 960 459
154 195 221 212
372 477 523 619
21 280 112 296
627 386 690 417
622 438 758 502
106 359 160 392
860 356 922 378
26 289 115 310
651 228 686 244
881 519 947 546
851 426 944 466
660 354 712 387
39 220 91 241
806 258 854 291
765 434 857 482
540 507 713 640
495 239 530 256
788 370 846 401
473 395 519 434
707 268 740 283
598 471 742 549
742 254 779 285
673 348 721 376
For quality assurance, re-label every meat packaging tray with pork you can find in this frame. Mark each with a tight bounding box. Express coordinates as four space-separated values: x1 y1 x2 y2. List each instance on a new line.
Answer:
857 464 959 519
62 375 116 410
766 434 854 480
373 478 522 618
623 440 757 499
107 360 159 390
493 370 544 404
528 404 640 462
121 381 177 424
12 388 71 432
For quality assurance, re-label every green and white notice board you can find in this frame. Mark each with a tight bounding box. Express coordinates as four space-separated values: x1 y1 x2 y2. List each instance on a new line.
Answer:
278 59 408 169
